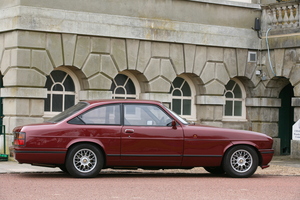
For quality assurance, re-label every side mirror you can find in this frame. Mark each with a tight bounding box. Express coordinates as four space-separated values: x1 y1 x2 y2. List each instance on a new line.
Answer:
172 120 177 129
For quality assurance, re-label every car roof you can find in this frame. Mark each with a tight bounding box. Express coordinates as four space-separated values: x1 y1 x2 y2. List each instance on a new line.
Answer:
84 99 162 105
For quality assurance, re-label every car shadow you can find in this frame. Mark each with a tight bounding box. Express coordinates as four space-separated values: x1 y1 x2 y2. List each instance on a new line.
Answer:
17 170 271 179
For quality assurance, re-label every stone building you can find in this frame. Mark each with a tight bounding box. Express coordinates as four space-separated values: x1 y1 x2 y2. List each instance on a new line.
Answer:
0 0 300 158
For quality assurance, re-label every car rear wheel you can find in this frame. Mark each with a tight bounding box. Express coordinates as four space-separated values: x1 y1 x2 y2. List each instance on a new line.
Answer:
66 143 103 178
59 165 69 173
223 145 258 178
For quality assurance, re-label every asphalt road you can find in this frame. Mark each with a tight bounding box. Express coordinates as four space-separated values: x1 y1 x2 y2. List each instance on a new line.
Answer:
1 171 299 200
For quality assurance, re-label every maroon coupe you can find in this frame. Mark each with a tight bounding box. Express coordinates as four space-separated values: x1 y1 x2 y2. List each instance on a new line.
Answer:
13 99 274 178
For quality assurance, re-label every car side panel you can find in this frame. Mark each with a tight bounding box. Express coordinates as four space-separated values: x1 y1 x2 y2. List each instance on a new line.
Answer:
119 125 184 167
182 138 230 167
15 124 122 166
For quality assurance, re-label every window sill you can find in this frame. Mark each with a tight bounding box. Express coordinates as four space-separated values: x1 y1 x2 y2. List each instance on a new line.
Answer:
222 118 248 122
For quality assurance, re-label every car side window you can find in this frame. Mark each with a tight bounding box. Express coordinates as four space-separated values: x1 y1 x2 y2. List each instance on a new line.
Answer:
77 104 121 125
124 104 173 126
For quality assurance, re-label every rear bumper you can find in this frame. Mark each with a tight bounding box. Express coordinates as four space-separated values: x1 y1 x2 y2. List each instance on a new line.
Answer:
13 147 66 165
259 149 274 169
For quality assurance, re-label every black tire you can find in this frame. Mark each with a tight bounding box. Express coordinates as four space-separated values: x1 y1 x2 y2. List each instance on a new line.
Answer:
223 145 258 178
59 165 69 173
204 166 225 175
65 143 104 178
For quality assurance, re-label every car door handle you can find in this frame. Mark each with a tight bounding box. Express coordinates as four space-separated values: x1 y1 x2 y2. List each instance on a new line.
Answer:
125 129 134 133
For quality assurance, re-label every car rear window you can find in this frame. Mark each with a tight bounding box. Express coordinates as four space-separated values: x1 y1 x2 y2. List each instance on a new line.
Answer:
46 102 89 123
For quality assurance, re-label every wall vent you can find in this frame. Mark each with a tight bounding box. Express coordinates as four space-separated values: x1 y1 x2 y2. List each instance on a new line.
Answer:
248 52 257 63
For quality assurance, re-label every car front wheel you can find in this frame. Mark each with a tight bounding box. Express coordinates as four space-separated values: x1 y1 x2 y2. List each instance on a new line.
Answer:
66 143 103 178
223 145 258 178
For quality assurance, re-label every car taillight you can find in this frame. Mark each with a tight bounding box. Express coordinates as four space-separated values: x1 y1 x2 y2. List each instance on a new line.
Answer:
14 132 26 146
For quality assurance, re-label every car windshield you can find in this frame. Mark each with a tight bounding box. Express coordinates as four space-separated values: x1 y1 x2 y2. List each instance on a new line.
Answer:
163 105 189 125
46 102 89 123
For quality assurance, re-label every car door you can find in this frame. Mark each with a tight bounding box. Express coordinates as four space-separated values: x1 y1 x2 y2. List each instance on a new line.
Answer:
73 103 122 166
120 103 184 167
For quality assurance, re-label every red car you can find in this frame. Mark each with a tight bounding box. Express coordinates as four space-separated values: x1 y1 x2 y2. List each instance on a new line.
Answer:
12 99 274 178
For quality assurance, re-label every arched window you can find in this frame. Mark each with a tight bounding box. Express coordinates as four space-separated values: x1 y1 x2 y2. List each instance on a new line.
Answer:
44 70 77 114
110 74 137 99
223 79 246 119
170 77 193 118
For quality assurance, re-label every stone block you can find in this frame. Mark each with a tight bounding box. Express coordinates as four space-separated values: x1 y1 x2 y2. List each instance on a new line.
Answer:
214 106 224 121
247 107 278 122
152 42 169 58
224 48 237 78
272 138 281 156
17 31 46 49
91 37 111 54
79 90 112 100
170 44 184 75
283 49 296 77
184 44 196 73
3 98 30 116
1 87 47 98
62 34 77 66
198 105 215 120
0 34 4 62
245 62 256 80
203 81 225 95
29 99 45 117
126 39 139 70
144 58 160 81
201 62 215 84
246 98 281 107
3 116 44 133
139 93 171 102
292 97 300 107
136 41 151 73
194 46 207 76
196 95 225 105
251 122 278 137
237 49 247 76
74 36 91 69
161 59 176 82
0 49 11 74
216 63 230 85
101 54 118 79
274 49 284 77
293 83 300 97
82 54 100 78
4 68 46 87
4 31 18 48
291 140 300 159
148 77 170 93
200 121 223 128
293 107 300 122
207 47 223 62
88 73 111 90
46 33 63 68
11 48 31 67
32 50 54 75
289 65 300 87
111 39 127 71
222 121 250 131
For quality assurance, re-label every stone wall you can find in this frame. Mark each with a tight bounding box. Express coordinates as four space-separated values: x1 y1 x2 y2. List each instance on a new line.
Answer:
1 29 300 156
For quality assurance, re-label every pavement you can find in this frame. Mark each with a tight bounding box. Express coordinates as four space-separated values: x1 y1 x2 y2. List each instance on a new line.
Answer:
0 156 299 175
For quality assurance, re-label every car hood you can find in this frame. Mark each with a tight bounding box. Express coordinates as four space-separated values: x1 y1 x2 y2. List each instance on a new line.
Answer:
185 123 272 141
